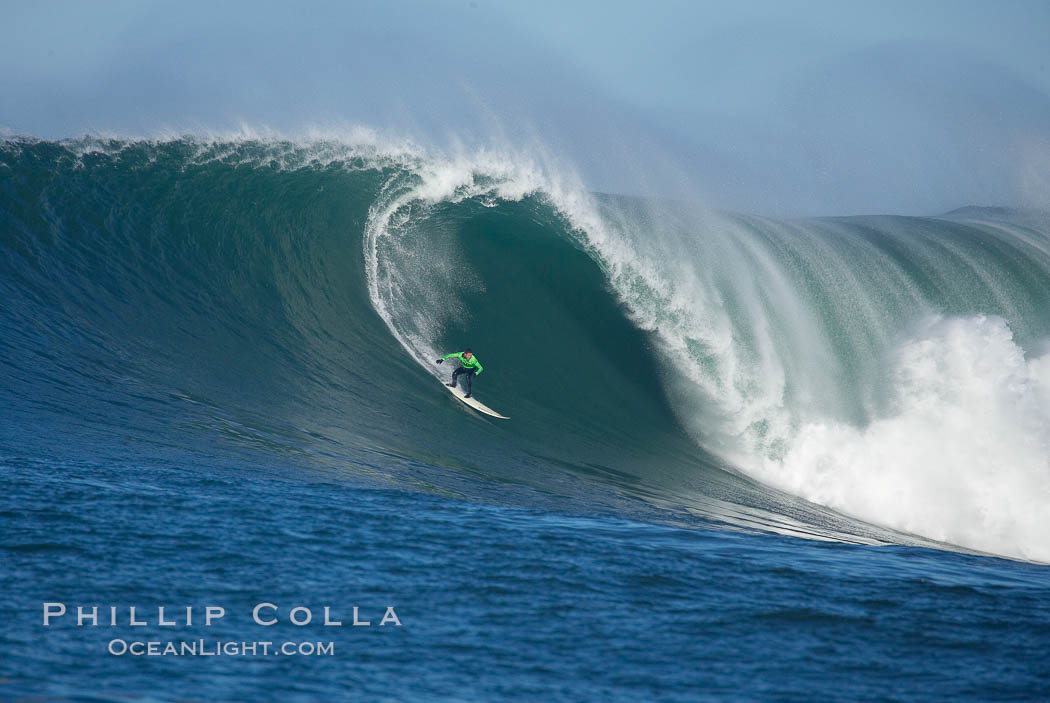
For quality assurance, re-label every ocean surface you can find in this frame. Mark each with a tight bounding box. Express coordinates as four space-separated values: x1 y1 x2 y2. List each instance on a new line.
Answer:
2 137 1048 701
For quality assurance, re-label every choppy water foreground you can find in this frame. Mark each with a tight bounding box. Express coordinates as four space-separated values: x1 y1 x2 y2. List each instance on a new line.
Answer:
4 454 1048 702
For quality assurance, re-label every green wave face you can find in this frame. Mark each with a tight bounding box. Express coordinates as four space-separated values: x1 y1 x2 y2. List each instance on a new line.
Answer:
3 137 1050 561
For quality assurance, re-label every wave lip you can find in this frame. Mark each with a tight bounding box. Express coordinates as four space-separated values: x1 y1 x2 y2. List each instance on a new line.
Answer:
354 135 1050 563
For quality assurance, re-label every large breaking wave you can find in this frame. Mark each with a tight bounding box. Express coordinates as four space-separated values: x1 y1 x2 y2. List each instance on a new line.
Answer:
2 134 1049 561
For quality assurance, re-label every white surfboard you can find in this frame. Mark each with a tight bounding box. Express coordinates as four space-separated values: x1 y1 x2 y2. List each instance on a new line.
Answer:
442 381 509 419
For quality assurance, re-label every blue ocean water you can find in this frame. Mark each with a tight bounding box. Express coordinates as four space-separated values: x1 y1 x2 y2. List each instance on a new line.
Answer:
4 455 1048 702
2 138 1049 700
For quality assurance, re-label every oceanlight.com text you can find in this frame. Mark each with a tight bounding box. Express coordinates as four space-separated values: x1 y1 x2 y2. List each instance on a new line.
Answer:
107 639 335 657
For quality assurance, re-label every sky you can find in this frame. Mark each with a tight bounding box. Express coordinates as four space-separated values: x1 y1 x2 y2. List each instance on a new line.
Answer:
3 0 1050 215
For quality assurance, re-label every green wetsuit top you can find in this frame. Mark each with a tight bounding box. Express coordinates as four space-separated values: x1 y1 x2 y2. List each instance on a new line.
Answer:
442 352 483 375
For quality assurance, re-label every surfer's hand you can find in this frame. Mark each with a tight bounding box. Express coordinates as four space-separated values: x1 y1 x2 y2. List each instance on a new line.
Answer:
435 358 443 364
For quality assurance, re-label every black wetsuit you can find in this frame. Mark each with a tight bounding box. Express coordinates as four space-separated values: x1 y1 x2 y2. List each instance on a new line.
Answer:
450 366 477 395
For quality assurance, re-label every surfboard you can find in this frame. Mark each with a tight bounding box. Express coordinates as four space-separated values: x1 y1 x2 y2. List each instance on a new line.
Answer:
442 381 509 419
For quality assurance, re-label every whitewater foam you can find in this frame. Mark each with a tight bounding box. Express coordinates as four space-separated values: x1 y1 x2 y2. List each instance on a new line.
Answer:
568 206 1050 562
755 315 1050 562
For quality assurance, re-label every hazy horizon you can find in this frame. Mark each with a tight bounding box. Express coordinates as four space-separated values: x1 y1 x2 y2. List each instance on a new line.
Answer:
4 0 1049 216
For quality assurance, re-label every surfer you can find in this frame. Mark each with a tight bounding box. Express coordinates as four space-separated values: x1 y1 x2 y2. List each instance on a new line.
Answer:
436 348 483 398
